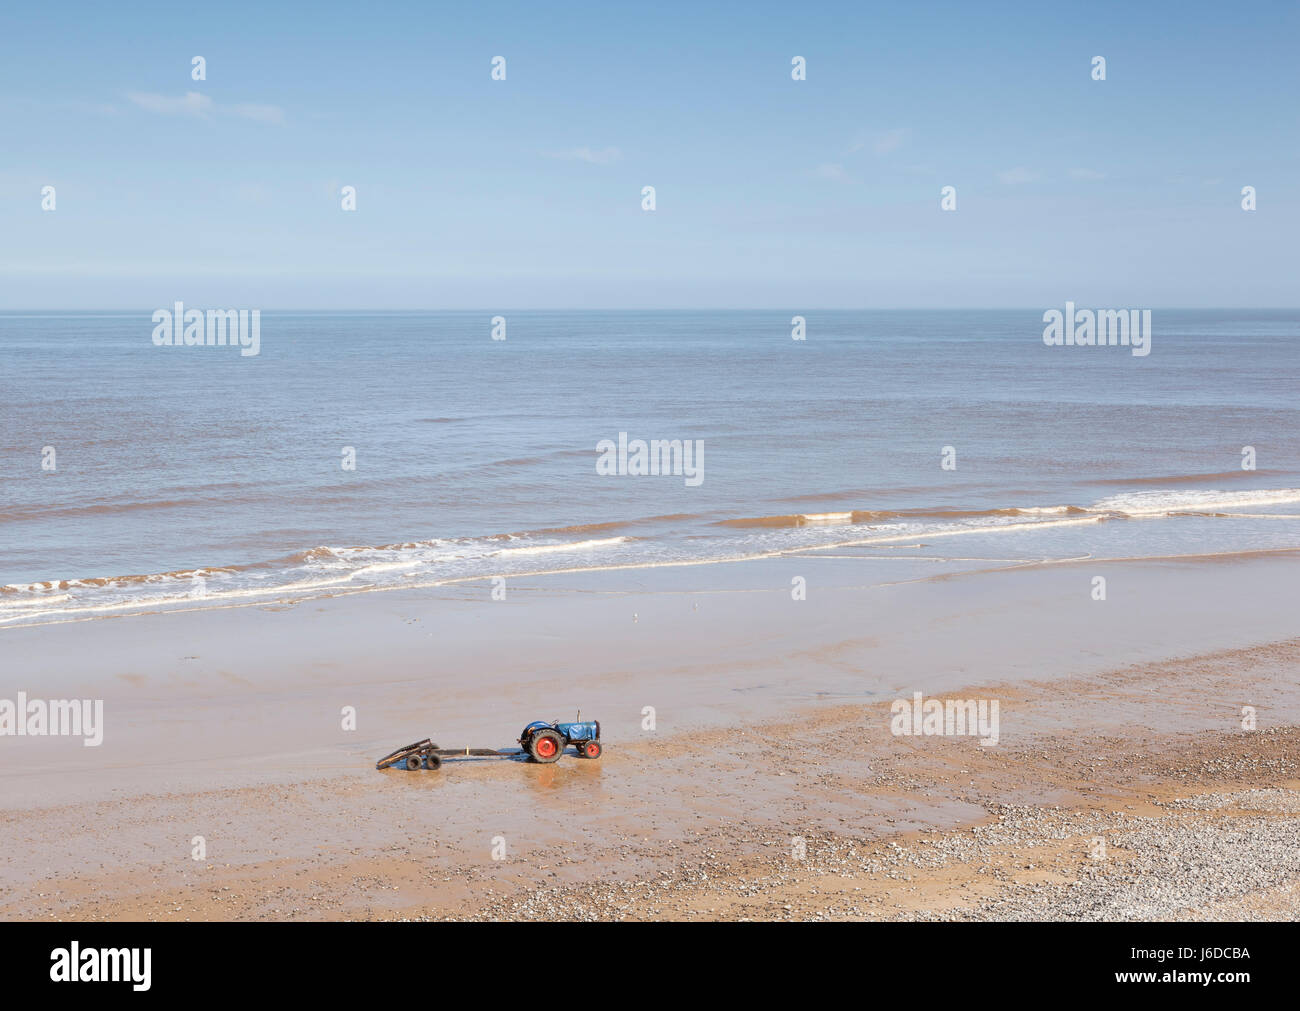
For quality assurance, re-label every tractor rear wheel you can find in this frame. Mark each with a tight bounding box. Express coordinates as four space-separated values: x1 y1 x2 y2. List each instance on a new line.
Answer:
528 729 563 764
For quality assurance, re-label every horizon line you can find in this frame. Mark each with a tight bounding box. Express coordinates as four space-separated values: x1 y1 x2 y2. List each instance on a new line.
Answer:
3 306 1299 314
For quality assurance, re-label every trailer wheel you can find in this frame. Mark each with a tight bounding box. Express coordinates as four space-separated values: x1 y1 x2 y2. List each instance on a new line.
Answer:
404 754 423 771
581 740 602 760
528 729 563 764
422 752 442 771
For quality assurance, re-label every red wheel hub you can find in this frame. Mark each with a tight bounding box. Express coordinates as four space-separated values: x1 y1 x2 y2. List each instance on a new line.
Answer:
536 737 556 757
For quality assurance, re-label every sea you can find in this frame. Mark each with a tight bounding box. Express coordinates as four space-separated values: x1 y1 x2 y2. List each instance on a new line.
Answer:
1 309 1297 627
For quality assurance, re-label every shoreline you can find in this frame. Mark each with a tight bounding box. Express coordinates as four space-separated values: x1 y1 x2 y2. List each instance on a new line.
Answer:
2 551 1297 920
4 536 1299 633
4 498 1299 631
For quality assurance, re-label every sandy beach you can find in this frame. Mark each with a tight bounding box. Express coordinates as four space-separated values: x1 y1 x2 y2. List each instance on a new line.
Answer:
2 548 1297 921
6 7 1300 995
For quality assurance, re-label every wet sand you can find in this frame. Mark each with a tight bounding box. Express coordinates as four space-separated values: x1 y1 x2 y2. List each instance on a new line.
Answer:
1 551 1297 921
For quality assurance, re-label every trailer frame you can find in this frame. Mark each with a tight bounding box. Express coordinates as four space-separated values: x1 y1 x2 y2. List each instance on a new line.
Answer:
376 717 603 771
374 739 513 771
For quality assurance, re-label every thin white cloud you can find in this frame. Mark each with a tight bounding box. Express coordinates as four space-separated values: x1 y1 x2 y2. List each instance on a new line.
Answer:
233 182 273 204
996 167 1040 185
1070 167 1106 180
128 91 213 116
873 128 909 155
543 146 622 165
127 91 284 125
231 102 285 125
813 163 854 183
848 128 910 156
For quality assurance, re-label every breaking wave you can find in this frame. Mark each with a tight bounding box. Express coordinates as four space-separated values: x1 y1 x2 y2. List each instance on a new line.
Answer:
3 487 1299 629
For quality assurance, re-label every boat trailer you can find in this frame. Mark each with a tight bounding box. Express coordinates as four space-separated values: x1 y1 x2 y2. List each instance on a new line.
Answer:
376 717 603 771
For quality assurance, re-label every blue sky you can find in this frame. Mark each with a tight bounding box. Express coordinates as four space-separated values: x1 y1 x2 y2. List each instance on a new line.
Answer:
1 0 1296 308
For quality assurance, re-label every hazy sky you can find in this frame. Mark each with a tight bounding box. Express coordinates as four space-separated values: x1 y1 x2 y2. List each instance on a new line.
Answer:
1 0 1296 308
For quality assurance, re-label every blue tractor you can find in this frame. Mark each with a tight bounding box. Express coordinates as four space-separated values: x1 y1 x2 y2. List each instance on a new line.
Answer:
375 713 604 771
519 716 602 764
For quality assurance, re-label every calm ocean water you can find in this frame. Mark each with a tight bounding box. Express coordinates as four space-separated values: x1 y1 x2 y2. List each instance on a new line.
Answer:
2 309 1298 626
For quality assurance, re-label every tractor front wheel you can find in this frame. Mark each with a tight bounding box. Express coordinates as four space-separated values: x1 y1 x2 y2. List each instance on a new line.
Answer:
580 740 602 760
528 729 564 764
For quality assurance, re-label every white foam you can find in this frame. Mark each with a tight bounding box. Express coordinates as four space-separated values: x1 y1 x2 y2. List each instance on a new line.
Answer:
4 491 1299 629
1090 488 1300 515
801 512 855 525
494 536 629 556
